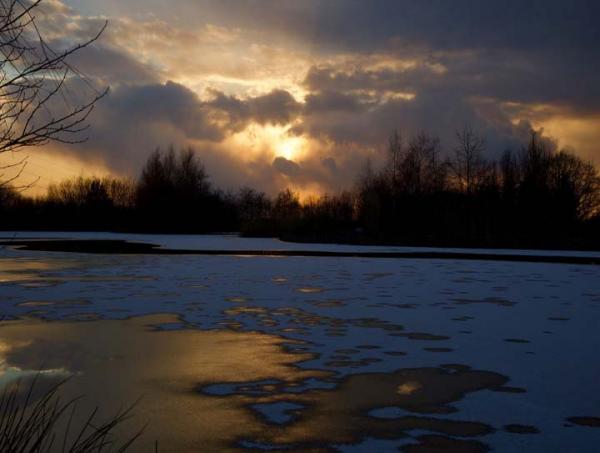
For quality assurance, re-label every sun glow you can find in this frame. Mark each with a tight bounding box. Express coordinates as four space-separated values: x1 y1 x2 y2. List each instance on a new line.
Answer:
276 134 305 160
0 149 113 197
261 124 308 161
229 123 308 162
532 115 600 164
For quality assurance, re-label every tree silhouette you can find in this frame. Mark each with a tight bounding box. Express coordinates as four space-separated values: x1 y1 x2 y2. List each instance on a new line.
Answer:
0 0 107 187
451 126 486 193
0 130 598 249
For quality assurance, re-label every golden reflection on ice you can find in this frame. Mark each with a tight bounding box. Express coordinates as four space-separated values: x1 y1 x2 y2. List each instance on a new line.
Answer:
0 313 513 452
296 287 324 294
0 258 66 283
397 381 422 395
0 256 153 286
0 315 324 452
251 366 506 448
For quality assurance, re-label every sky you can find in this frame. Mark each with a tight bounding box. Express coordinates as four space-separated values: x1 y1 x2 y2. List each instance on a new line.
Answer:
6 0 600 196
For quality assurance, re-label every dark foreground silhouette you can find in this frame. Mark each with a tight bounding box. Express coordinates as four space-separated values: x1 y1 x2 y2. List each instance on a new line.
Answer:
0 378 141 452
1 130 599 250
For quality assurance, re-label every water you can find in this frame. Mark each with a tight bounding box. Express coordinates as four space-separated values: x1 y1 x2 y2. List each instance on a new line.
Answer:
0 234 599 451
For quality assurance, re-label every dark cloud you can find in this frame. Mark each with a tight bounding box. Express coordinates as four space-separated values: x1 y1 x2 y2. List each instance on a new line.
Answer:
53 80 306 190
108 0 600 54
107 82 224 141
299 67 535 157
99 82 300 145
64 44 159 85
304 90 366 114
207 89 302 129
249 90 302 125
162 1 600 116
64 0 600 115
272 156 301 176
321 157 337 173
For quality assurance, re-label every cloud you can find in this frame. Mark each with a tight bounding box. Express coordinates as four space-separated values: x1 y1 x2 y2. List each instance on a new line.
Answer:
21 0 600 196
272 156 301 176
249 90 303 125
45 79 308 192
208 89 302 129
304 90 366 114
65 44 159 85
321 157 337 173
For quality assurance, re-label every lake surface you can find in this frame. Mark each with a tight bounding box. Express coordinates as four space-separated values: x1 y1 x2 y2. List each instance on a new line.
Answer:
0 233 599 451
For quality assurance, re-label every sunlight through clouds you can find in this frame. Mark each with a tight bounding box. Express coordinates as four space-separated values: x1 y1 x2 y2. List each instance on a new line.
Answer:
14 0 600 196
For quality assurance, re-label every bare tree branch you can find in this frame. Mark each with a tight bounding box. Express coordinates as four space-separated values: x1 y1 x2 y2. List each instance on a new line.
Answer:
0 0 108 186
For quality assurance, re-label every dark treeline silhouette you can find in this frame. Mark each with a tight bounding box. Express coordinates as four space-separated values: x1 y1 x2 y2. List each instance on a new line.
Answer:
0 147 238 233
354 129 600 249
1 131 599 249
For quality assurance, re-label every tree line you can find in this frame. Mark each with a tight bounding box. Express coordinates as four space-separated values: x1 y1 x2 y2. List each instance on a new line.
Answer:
1 130 599 249
354 128 600 248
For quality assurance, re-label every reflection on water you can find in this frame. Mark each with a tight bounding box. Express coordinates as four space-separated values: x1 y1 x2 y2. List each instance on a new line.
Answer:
0 315 511 452
0 315 326 452
219 365 507 451
0 256 154 287
0 257 73 284
1 248 600 451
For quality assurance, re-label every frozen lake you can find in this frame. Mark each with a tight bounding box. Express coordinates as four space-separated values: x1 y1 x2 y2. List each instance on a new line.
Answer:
0 233 599 451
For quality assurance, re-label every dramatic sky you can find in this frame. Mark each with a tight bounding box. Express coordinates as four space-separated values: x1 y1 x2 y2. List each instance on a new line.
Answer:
9 0 600 196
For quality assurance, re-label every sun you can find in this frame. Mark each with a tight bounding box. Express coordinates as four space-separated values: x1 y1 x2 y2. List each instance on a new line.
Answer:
276 134 305 161
230 124 308 162
259 124 307 161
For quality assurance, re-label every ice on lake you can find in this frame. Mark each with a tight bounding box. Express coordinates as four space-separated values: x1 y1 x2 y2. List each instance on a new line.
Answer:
0 233 599 451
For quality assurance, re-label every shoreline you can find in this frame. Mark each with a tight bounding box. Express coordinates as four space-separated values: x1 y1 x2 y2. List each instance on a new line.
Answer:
2 239 599 265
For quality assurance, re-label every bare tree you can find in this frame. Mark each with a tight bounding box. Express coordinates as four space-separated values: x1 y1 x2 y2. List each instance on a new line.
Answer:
549 150 600 221
452 125 486 193
402 131 445 194
237 186 271 223
0 0 107 187
500 149 519 197
387 129 403 191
